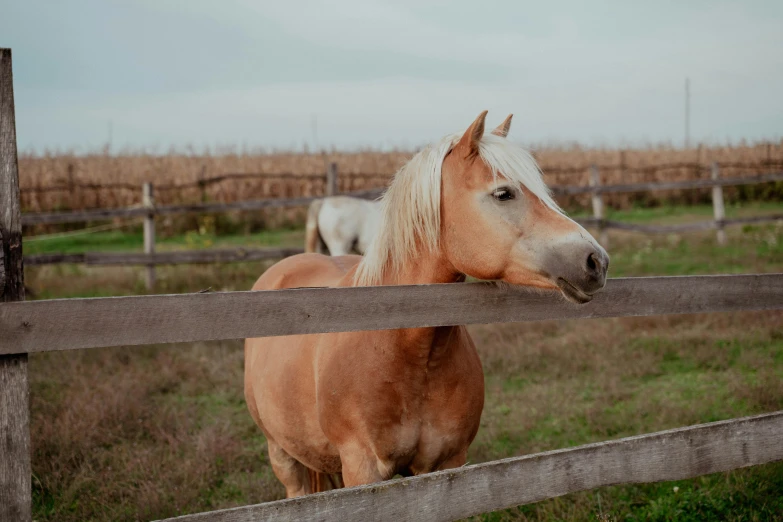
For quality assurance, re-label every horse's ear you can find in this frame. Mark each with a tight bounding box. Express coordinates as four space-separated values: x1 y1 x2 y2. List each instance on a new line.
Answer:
491 114 513 137
455 110 488 157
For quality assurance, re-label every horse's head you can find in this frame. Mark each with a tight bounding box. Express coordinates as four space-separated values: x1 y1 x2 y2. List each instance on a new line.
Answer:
440 111 609 303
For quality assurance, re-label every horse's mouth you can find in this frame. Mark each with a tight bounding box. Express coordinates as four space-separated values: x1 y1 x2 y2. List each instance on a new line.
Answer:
557 278 594 304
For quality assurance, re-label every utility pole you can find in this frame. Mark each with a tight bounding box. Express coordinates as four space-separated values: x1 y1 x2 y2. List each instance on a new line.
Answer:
684 78 690 149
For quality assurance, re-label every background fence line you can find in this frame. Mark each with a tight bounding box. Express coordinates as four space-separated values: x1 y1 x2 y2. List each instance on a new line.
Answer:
24 246 305 267
20 169 783 226
19 166 783 282
18 159 783 195
22 213 783 270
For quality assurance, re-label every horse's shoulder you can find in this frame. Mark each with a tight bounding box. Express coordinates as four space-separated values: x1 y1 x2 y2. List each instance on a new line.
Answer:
251 253 361 291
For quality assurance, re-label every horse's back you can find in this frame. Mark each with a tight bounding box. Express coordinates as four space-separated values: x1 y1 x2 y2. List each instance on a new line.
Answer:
251 253 362 291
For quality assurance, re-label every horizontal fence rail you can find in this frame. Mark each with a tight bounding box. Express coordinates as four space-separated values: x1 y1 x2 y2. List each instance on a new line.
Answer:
551 171 783 195
600 214 783 234
24 247 305 266
1 274 781 355
19 160 783 196
22 215 783 269
20 172 386 194
21 188 386 225
158 411 783 522
20 171 783 226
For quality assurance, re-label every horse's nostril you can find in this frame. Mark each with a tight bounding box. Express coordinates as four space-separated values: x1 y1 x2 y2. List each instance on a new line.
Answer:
587 253 599 273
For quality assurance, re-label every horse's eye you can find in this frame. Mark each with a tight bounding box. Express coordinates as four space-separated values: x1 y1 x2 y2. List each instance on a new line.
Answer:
492 188 515 201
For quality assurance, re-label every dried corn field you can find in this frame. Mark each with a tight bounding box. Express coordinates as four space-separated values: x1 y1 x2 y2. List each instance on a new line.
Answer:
18 141 783 214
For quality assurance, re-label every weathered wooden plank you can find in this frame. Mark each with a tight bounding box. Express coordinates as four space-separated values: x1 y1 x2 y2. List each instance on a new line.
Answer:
589 165 608 246
0 47 31 522
603 220 715 234
21 205 148 225
1 274 781 355
158 411 783 522
19 172 361 194
598 214 783 234
0 356 29 521
326 162 338 196
551 171 783 195
712 163 727 245
152 188 384 217
21 188 385 225
19 172 783 226
24 247 304 266
724 214 783 226
84 247 304 266
143 182 156 290
23 252 86 265
0 230 5 291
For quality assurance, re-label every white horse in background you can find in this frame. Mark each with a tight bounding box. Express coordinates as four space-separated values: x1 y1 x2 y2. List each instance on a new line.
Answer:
305 196 382 255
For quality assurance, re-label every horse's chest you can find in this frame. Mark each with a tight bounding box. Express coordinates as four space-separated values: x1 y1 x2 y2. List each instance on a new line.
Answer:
376 366 484 473
318 328 484 474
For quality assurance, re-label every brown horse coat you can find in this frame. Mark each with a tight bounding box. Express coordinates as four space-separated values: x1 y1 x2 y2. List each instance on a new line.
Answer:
245 112 608 497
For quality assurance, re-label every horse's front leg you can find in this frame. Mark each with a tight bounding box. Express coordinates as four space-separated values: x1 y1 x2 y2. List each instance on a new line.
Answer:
436 449 469 471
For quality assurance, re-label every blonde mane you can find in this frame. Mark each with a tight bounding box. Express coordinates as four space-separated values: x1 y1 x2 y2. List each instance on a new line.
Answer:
353 132 560 286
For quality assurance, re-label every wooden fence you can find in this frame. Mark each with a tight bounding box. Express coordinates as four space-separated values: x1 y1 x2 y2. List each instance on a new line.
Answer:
20 166 783 291
17 159 783 213
2 49 783 521
20 171 783 228
23 246 305 267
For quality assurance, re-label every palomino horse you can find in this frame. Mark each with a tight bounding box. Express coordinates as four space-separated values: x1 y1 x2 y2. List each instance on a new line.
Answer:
304 195 381 255
245 111 609 497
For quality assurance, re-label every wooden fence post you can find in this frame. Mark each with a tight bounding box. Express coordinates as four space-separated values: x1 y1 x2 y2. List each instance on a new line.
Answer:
0 47 32 522
711 162 726 245
589 164 608 247
198 164 207 203
143 182 156 290
326 162 338 197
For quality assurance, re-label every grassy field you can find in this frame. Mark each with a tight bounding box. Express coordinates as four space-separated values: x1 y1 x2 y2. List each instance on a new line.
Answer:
24 204 783 521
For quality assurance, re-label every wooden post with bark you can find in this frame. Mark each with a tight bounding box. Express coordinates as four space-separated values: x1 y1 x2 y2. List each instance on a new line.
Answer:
589 164 608 247
326 162 338 197
0 47 32 522
711 162 726 245
143 182 156 290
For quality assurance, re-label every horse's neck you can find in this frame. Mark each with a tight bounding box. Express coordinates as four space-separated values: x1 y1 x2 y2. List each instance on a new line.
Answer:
380 248 463 286
363 249 466 364
394 324 462 368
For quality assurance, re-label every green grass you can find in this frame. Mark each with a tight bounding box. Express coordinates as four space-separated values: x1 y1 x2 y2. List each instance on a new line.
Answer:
469 317 783 521
480 466 783 521
24 203 783 521
25 225 304 255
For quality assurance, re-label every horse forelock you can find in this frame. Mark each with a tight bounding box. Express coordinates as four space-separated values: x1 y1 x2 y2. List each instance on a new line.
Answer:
353 132 558 287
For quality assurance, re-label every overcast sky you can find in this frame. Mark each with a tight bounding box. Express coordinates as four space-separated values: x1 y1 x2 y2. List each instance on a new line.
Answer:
2 0 782 153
